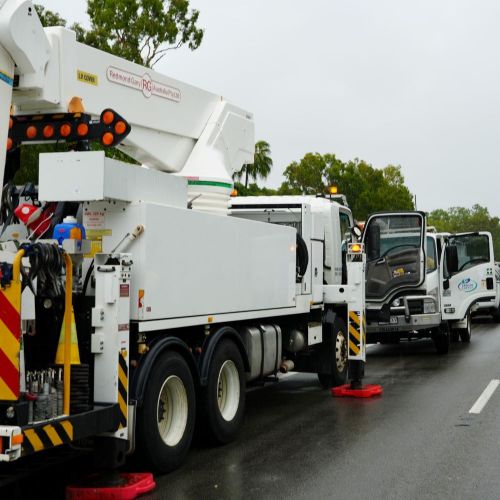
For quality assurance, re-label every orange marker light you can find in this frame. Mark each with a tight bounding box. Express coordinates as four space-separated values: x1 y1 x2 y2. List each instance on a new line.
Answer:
6 137 13 150
9 117 13 129
350 243 362 253
11 434 23 446
43 124 54 138
102 132 114 146
26 125 37 139
114 120 126 134
102 110 114 125
77 123 89 136
60 123 71 137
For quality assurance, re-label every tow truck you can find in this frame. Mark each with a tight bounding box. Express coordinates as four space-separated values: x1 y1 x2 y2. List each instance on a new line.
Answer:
0 0 367 474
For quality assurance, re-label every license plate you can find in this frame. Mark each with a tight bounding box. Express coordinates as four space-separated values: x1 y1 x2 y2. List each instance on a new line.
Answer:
379 317 398 325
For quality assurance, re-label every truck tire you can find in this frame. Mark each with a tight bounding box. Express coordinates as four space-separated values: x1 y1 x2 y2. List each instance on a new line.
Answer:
492 307 500 323
433 324 450 355
317 317 348 388
135 351 196 473
200 339 246 444
459 312 472 342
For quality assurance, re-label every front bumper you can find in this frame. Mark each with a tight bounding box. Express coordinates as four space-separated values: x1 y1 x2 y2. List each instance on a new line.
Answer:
367 312 441 334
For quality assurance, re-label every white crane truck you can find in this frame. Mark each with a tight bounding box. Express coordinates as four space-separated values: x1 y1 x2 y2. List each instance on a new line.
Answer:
362 211 496 353
0 1 366 473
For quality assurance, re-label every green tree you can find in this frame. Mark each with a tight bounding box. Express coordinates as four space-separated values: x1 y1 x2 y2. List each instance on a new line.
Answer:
85 0 203 67
234 140 273 189
280 153 414 220
233 182 278 197
428 205 500 257
35 1 203 68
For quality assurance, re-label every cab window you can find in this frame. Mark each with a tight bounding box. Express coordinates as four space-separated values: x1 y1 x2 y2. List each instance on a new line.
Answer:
449 234 490 272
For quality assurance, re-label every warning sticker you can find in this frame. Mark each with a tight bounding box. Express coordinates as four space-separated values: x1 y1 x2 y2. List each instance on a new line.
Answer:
77 69 99 86
84 210 106 230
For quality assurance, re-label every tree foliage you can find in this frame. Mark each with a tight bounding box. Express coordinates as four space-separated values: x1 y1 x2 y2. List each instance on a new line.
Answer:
428 205 500 257
234 141 273 188
35 1 203 68
280 153 414 221
233 182 278 197
85 0 203 67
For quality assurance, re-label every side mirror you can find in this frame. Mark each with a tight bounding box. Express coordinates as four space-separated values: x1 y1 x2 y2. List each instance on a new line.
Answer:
445 245 458 274
351 226 362 239
366 223 381 260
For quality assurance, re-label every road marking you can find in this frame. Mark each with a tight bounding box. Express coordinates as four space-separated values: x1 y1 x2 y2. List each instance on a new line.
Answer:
469 379 500 414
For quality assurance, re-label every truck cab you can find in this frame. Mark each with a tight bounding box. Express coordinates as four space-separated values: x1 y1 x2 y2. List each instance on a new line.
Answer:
362 211 449 353
441 231 497 340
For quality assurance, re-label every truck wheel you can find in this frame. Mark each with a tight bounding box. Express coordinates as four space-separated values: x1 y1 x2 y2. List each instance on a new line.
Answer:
317 317 348 388
434 324 450 355
136 351 196 473
492 307 500 323
459 312 472 342
200 339 245 444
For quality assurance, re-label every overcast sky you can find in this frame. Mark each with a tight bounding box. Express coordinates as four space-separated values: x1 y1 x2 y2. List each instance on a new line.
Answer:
39 0 500 215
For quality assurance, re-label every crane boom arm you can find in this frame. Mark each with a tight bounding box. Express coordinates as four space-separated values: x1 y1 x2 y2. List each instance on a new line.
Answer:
0 0 254 186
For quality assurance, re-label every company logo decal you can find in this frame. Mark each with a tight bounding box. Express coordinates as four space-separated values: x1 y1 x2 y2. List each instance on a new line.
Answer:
458 278 477 293
107 66 181 102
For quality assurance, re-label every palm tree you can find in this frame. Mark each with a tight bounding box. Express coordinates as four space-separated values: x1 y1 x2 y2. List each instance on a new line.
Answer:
234 140 273 188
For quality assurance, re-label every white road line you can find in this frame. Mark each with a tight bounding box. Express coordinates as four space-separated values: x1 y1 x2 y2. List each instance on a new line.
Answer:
469 379 500 414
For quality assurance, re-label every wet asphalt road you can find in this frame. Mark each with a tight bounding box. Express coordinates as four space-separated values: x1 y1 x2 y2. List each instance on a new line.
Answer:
150 318 500 500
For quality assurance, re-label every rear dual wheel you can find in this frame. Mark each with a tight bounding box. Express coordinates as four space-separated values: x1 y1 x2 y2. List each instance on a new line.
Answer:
199 339 246 444
136 351 196 473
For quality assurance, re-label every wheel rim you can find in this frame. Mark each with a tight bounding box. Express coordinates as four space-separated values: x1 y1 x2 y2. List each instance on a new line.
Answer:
157 375 188 447
335 330 348 372
217 360 240 422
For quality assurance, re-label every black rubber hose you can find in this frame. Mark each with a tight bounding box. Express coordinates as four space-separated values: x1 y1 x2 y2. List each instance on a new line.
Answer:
296 233 309 282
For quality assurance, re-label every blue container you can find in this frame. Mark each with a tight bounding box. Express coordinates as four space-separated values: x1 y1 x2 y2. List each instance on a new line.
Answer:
52 216 86 245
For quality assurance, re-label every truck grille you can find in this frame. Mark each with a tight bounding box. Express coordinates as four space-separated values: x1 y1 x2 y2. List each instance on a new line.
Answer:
407 300 423 315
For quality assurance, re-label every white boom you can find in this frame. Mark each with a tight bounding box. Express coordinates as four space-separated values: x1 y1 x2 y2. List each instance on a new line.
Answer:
0 0 254 213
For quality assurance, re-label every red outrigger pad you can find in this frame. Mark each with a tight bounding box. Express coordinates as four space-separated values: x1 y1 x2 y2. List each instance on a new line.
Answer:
331 384 383 398
66 472 156 499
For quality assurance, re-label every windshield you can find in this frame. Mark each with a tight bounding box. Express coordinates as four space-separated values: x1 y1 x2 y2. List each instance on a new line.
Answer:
364 214 424 300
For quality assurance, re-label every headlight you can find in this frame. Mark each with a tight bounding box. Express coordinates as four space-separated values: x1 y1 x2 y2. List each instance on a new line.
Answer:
392 298 402 307
423 300 436 314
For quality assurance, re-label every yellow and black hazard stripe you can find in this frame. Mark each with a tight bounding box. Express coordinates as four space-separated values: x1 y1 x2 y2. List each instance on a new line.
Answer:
118 350 128 429
348 310 361 356
22 420 74 455
0 283 22 401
